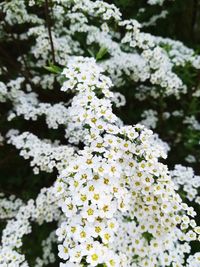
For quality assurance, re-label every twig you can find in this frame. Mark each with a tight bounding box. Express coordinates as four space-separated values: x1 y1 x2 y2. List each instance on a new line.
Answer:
44 0 56 64
191 0 198 40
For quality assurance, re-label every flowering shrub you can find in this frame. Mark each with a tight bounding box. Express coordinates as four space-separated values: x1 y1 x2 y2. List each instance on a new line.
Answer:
0 0 200 266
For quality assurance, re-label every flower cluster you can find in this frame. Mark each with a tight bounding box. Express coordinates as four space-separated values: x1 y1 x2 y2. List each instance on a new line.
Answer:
0 187 61 266
0 194 23 220
35 231 57 267
54 57 199 266
139 109 158 129
7 131 75 174
171 165 200 203
120 20 186 96
147 0 173 5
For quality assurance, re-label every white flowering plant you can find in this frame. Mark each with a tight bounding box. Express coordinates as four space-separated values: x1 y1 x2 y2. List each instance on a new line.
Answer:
0 0 200 266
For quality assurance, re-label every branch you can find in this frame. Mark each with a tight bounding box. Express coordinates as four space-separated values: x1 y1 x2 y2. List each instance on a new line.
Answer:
44 0 56 64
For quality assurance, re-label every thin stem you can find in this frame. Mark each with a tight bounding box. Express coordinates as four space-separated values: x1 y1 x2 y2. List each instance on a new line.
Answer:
191 0 198 40
44 0 56 64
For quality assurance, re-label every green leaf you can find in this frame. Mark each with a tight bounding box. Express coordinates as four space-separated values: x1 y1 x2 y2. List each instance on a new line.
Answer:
87 49 95 57
96 46 108 61
44 63 62 74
